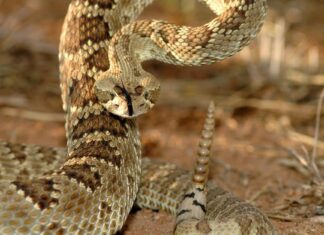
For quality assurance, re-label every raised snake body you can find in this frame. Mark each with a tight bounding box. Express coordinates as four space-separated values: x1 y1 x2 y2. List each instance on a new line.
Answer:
0 0 276 234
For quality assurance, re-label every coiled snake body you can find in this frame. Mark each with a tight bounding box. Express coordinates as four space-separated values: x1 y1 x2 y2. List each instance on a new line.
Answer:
0 0 276 234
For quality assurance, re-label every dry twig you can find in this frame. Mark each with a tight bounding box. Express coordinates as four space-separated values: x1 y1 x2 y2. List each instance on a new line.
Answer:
0 107 64 122
248 183 271 203
267 213 297 222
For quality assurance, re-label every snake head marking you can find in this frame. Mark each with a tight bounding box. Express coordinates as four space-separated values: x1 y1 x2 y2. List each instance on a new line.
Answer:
94 71 160 118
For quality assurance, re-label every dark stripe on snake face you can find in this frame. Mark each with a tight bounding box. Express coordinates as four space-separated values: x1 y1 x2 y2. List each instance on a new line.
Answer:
61 163 102 192
12 178 60 210
68 140 123 168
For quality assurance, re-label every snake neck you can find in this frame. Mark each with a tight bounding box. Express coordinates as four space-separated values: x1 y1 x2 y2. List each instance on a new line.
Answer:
58 0 154 151
57 2 146 232
57 1 156 121
58 0 157 148
58 0 146 191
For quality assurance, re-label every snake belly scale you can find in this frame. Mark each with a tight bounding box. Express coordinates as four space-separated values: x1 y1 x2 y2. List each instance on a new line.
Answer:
0 0 276 234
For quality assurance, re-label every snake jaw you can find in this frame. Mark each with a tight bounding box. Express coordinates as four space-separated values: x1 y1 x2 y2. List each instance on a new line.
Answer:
102 96 130 118
100 95 155 118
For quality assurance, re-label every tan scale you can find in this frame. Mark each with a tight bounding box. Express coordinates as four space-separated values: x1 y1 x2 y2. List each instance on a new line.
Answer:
0 0 276 234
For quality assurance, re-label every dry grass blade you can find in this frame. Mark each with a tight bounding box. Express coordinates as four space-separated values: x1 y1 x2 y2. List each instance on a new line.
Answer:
248 183 270 203
288 88 324 185
267 213 297 222
286 70 324 86
310 89 324 182
269 18 285 79
288 130 324 150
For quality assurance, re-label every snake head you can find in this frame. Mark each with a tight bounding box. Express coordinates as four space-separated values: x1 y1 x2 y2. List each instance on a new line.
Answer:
94 71 160 118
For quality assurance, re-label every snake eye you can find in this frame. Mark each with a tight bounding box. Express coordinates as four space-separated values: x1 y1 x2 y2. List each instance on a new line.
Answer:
114 85 123 95
135 85 144 95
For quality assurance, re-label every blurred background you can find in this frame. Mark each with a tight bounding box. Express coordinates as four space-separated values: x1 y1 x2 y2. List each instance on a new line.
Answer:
0 0 323 234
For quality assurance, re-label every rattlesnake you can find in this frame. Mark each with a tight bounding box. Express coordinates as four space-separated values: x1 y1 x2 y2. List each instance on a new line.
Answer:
0 0 276 234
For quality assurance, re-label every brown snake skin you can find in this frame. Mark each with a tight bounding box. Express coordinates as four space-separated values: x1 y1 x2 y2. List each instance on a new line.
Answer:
0 0 276 234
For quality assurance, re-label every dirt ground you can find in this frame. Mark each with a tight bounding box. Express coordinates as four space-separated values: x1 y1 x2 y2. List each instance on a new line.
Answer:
0 0 323 234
